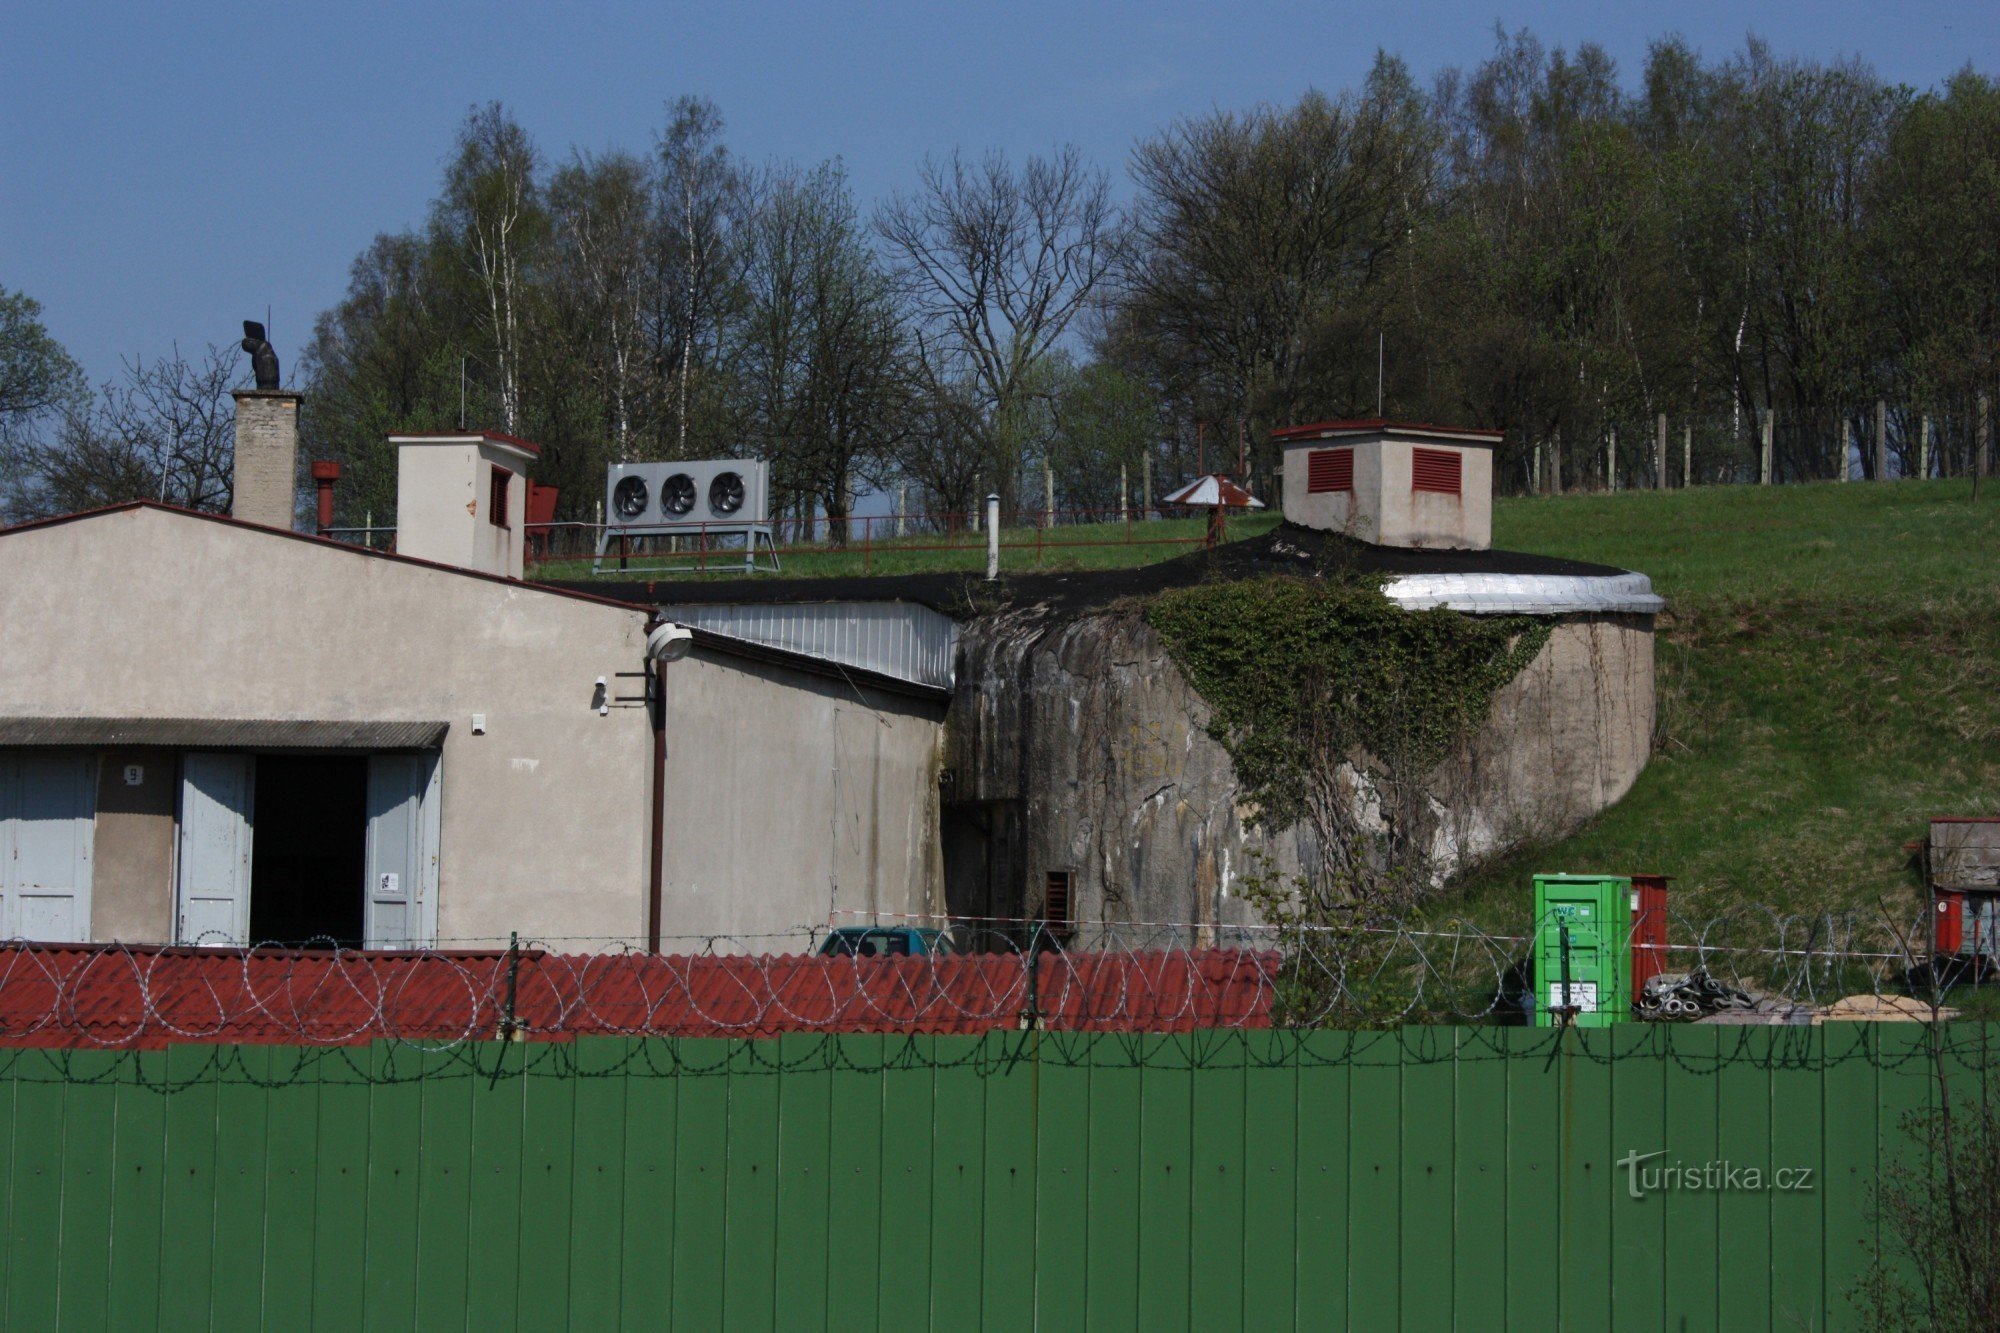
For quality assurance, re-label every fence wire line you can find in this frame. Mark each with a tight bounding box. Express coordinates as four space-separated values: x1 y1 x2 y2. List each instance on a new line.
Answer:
0 904 1973 1050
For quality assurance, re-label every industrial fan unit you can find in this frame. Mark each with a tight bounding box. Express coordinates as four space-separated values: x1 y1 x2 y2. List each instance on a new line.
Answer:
596 459 778 573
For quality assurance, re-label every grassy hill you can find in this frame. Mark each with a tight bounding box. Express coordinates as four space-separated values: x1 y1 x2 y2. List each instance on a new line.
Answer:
1458 478 2000 930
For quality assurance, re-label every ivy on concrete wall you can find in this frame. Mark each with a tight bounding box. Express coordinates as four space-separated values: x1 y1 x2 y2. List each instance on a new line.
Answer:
1146 573 1549 900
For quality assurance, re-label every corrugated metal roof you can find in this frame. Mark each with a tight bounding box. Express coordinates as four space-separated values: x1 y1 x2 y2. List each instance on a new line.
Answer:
0 946 1277 1048
658 601 958 692
0 717 450 750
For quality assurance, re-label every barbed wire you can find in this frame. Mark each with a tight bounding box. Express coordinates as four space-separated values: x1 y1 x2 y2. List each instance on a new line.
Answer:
0 904 1975 1052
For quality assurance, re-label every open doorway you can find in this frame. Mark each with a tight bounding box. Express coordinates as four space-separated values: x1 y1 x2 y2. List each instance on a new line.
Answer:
248 754 368 946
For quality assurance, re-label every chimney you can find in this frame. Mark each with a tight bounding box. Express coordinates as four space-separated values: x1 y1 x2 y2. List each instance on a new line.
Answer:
231 388 304 528
311 460 341 536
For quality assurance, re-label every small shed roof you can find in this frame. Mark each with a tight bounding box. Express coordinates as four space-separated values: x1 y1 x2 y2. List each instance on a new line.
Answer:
1159 474 1265 509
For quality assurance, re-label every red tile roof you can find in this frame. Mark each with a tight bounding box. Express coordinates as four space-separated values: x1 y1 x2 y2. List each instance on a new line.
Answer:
0 945 1279 1049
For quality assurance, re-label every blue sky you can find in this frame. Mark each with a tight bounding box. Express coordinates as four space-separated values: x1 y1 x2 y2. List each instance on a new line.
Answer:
5 1 1993 392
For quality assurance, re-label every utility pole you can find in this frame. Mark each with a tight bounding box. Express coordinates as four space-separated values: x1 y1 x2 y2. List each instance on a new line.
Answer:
1119 463 1128 520
1607 428 1617 492
1760 408 1773 484
896 483 906 539
1683 423 1692 489
1655 413 1668 490
1044 464 1055 529
1920 414 1933 480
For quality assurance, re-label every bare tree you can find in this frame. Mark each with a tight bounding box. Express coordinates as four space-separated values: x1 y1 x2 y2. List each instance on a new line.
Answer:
876 146 1123 506
11 344 238 518
436 102 544 433
653 96 749 459
548 149 659 460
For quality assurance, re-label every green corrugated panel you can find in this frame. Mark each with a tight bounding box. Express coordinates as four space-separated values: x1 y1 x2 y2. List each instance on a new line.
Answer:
1818 1023 1877 1331
1187 1030 1247 1331
979 1031 1037 1331
311 1047 374 1332
1606 1025 1667 1333
1451 1028 1509 1325
1240 1031 1299 1331
773 1033 834 1333
1083 1033 1143 1332
618 1039 679 1329
263 1049 325 1320
409 1045 472 1331
211 1046 272 1330
55 1050 119 1332
0 1052 14 1319
1559 1029 1614 1329
671 1039 731 1328
159 1044 220 1324
1872 1023 1935 1313
825 1032 888 1330
1713 1027 1775 1329
1399 1027 1455 1330
724 1037 783 1333
1033 1032 1091 1329
1133 1033 1193 1332
1769 1027 1826 1330
8 1053 64 1329
880 1034 940 1329
927 1034 988 1331
568 1037 631 1329
362 1043 424 1331
1345 1029 1401 1329
1294 1032 1352 1329
516 1046 579 1328
1503 1026 1561 1331
106 1050 167 1329
1658 1025 1720 1330
463 1041 526 1332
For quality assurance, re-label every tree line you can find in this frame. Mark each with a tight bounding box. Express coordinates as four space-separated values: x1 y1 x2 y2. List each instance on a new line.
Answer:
5 30 1998 528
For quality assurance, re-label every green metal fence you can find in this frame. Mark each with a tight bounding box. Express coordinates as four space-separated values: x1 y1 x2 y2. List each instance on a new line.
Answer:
0 1024 1981 1331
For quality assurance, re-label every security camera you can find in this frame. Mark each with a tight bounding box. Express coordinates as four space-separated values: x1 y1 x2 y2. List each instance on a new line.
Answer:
646 622 694 663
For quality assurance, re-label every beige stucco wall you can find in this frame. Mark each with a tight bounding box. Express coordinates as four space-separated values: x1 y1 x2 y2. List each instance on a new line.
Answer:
1282 438 1495 549
0 506 947 950
659 653 944 943
0 507 651 945
90 747 177 941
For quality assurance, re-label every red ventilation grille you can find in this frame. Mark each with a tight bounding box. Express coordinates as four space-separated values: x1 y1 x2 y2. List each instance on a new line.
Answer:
1306 448 1354 493
1411 448 1462 496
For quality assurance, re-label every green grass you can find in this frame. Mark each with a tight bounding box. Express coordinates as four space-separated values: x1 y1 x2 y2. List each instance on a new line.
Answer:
536 512 1283 581
1457 477 2000 935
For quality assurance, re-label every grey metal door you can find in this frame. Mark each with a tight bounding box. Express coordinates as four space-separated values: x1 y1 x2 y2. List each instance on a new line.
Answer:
0 751 96 941
365 753 440 949
177 753 253 945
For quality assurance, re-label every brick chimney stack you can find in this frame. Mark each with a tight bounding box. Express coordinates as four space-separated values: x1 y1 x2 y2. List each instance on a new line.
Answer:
230 388 304 529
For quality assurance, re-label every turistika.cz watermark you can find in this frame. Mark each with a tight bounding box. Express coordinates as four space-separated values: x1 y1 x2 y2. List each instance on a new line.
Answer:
1617 1149 1816 1199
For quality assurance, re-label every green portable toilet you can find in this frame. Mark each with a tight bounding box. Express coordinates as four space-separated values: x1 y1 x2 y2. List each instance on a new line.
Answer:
1531 874 1632 1027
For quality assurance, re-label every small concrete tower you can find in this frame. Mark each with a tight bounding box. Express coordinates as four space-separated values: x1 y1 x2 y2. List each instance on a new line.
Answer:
389 432 540 579
1275 419 1502 550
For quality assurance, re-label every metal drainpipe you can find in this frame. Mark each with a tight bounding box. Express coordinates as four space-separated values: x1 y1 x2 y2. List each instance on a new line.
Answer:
647 647 668 954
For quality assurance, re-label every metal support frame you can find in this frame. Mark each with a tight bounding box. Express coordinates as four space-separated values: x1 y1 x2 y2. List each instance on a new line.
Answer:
591 523 781 575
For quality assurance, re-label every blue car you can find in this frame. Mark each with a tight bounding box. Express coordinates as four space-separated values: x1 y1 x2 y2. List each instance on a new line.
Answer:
818 926 955 958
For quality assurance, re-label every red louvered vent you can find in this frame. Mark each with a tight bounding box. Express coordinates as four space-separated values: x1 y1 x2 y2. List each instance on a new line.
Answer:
1044 870 1075 940
1306 448 1354 493
1411 447 1462 496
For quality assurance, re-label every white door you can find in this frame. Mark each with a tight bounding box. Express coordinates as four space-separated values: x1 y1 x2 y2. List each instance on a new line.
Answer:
365 753 440 949
177 753 253 946
0 752 97 941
